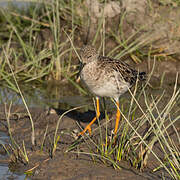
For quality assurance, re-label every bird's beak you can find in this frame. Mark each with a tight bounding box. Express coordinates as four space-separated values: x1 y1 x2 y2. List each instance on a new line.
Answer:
76 62 84 83
76 76 81 83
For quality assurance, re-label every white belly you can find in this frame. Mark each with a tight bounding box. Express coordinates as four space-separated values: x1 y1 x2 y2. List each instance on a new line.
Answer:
80 61 130 99
91 81 129 99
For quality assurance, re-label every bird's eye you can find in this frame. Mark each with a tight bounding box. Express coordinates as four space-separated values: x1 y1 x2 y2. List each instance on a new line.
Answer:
87 55 92 58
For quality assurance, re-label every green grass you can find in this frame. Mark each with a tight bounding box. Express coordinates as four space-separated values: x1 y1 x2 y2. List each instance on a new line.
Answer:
4 102 29 165
0 0 179 179
0 0 178 88
0 0 83 91
68 72 179 179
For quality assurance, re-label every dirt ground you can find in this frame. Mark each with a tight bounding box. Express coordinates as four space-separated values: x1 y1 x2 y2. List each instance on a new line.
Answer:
0 1 180 179
0 59 179 180
0 106 174 180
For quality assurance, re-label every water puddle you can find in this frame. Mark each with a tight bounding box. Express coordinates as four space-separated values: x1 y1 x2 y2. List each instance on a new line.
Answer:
0 82 93 179
0 1 38 9
0 163 26 180
0 132 26 180
0 82 88 107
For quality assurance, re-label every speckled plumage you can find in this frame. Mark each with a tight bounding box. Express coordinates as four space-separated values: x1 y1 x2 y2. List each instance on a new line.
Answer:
78 45 146 137
80 45 146 101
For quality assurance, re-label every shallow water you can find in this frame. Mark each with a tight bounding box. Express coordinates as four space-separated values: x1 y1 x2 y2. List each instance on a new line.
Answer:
0 164 27 180
0 82 89 179
0 132 27 180
0 1 35 9
0 82 90 108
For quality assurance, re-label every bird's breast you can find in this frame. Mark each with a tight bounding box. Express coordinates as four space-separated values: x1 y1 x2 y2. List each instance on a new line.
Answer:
80 63 130 98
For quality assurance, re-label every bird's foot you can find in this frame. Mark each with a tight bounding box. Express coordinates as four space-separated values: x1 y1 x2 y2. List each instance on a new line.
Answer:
78 125 92 137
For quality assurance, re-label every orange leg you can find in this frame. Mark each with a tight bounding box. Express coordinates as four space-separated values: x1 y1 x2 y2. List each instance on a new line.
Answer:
78 97 100 136
114 100 120 135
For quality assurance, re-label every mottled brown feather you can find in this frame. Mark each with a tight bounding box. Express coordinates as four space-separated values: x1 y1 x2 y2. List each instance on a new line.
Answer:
79 45 146 99
97 56 145 85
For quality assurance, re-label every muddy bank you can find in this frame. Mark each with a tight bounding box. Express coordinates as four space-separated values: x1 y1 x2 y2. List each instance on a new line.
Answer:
0 104 174 180
0 59 179 179
0 0 180 178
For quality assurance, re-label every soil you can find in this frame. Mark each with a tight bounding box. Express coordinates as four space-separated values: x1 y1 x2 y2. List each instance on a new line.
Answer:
0 60 179 180
0 1 180 179
0 106 173 180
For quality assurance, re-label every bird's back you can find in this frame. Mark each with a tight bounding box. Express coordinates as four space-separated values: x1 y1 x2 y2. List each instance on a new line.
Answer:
80 55 146 99
97 56 146 85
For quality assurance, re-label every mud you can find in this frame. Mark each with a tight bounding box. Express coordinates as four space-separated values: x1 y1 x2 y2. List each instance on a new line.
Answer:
0 106 173 180
0 1 180 179
0 60 179 179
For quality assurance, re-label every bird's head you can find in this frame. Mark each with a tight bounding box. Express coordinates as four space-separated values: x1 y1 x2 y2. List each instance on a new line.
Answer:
80 45 99 64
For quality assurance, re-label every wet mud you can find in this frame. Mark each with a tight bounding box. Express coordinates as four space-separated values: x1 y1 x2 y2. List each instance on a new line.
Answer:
0 60 179 179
